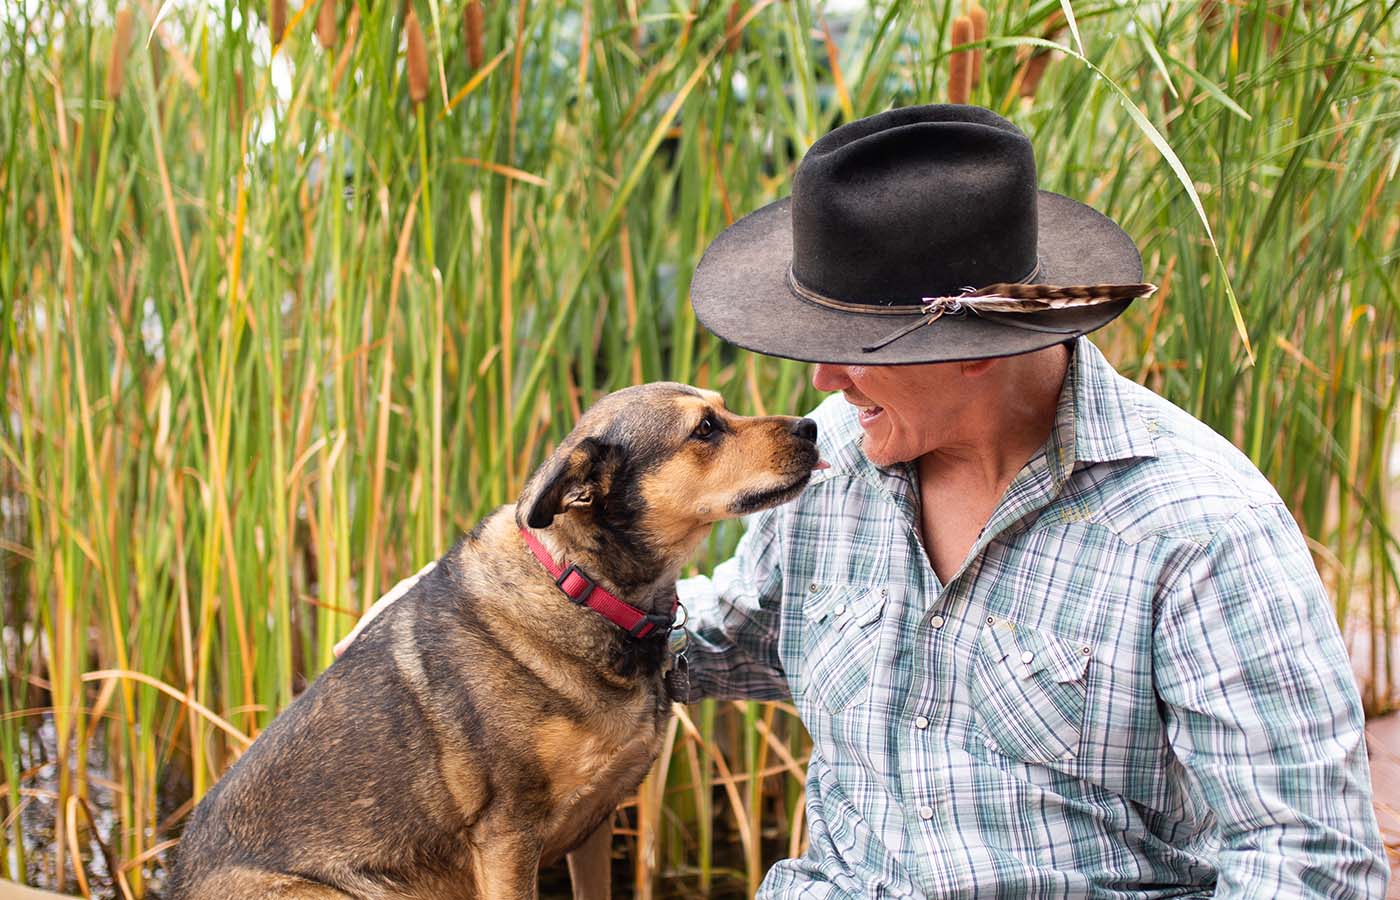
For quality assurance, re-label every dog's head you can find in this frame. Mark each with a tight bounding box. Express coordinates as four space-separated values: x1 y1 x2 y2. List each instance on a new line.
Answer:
516 382 820 579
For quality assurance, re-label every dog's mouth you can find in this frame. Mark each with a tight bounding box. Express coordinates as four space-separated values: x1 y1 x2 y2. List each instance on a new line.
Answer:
727 472 813 516
727 442 822 516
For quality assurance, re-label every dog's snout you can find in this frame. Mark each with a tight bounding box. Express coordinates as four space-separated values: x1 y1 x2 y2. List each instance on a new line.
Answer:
790 418 818 442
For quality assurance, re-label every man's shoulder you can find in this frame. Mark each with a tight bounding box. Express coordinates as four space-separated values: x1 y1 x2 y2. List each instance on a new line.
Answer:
1070 372 1288 547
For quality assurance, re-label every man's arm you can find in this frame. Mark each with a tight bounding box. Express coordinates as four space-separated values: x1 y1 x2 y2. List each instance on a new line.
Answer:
333 562 436 657
1154 502 1389 897
677 505 791 702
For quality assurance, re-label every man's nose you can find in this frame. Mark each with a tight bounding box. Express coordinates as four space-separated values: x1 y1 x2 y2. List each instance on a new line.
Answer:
811 363 850 392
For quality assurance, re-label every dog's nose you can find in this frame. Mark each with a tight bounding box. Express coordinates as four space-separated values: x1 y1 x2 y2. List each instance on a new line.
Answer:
790 418 818 442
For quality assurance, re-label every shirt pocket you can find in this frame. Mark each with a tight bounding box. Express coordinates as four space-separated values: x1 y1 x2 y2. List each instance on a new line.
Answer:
800 584 886 714
967 617 1091 766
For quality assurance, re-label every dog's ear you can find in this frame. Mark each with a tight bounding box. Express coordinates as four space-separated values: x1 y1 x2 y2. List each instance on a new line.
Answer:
521 437 605 529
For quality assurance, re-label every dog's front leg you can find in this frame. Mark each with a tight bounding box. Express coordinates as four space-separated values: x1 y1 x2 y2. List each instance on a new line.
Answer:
566 818 612 900
474 836 542 900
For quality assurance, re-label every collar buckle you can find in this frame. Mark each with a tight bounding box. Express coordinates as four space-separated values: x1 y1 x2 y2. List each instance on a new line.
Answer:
555 563 597 605
629 611 674 639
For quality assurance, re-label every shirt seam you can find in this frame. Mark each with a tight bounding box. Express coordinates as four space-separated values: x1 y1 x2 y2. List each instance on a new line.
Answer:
1151 500 1292 606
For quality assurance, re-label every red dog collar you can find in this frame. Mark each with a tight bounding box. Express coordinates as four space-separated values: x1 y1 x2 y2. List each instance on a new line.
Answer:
520 528 676 639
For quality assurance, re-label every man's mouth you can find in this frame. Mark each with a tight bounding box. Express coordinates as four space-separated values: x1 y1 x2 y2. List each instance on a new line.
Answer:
854 404 884 425
843 393 883 425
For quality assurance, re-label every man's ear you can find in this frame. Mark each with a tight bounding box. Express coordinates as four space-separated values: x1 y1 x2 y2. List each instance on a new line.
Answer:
520 437 604 529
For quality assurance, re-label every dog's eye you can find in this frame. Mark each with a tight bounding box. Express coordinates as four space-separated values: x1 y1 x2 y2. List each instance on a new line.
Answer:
691 415 717 440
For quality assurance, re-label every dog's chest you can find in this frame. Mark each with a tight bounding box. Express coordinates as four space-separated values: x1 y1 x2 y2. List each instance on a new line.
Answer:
536 701 666 800
534 697 669 857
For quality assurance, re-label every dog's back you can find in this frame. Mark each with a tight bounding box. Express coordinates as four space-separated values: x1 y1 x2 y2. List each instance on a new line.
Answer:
172 558 489 899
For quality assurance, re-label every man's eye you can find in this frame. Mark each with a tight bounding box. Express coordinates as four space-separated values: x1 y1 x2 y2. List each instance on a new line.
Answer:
692 416 716 439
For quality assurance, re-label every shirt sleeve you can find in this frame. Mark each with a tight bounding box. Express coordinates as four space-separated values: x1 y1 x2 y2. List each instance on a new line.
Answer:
1153 502 1390 898
675 506 791 702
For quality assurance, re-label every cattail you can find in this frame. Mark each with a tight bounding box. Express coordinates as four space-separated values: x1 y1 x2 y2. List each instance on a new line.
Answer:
270 0 287 44
148 35 164 93
616 0 641 49
230 67 245 132
106 7 135 99
464 1 484 71
316 0 337 50
1199 0 1223 32
332 5 360 88
1017 11 1065 100
405 8 429 105
1019 52 1050 98
947 15 973 104
725 1 742 54
1267 0 1285 52
968 3 987 87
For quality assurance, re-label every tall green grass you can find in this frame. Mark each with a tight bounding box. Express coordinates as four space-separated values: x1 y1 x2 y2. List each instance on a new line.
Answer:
1 0 1396 894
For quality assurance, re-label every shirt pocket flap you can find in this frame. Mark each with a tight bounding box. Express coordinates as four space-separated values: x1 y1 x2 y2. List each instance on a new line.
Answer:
801 584 887 715
980 619 1090 684
807 584 885 629
979 617 1019 662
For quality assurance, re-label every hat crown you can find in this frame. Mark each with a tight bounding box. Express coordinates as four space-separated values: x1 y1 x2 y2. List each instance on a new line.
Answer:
790 105 1040 306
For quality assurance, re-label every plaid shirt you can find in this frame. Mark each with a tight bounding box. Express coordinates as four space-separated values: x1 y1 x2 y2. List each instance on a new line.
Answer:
677 338 1388 898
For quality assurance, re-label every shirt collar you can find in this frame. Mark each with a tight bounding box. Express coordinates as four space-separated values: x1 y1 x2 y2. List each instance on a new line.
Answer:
1049 337 1158 483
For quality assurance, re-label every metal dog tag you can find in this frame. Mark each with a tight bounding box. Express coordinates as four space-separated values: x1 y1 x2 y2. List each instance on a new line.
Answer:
665 653 690 705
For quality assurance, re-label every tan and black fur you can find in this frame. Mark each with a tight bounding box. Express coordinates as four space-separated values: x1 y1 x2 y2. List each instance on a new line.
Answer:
170 382 820 900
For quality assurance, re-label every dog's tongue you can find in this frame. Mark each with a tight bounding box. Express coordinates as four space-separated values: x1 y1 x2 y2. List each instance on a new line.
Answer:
814 459 831 470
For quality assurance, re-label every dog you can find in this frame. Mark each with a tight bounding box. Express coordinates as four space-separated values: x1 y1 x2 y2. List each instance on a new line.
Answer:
170 382 821 900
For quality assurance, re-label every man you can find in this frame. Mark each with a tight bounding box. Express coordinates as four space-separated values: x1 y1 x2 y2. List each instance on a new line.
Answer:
342 105 1388 897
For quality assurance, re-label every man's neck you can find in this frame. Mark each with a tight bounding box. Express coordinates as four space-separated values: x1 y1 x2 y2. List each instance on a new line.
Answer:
917 344 1070 496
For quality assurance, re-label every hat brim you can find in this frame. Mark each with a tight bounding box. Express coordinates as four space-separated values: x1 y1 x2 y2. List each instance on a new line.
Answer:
691 191 1143 365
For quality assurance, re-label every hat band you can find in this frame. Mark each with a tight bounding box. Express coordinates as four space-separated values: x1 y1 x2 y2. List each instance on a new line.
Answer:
783 264 1155 353
859 280 1158 352
785 262 1043 316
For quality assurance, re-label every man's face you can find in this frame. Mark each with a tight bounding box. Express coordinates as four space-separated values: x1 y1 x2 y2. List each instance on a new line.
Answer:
811 361 984 467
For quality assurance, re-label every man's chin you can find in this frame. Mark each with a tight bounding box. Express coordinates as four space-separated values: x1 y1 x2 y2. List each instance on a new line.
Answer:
858 435 905 469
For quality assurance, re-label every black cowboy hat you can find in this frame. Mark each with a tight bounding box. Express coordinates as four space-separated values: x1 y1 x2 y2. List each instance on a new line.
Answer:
690 105 1152 365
